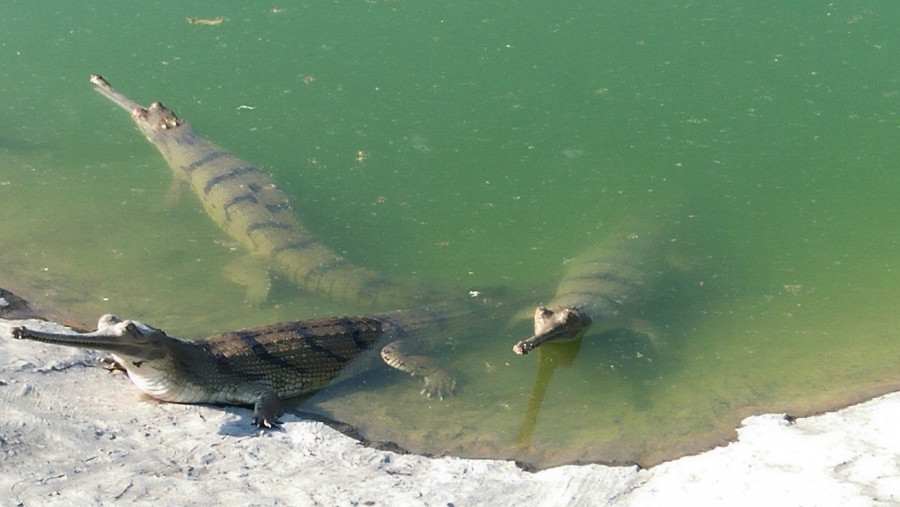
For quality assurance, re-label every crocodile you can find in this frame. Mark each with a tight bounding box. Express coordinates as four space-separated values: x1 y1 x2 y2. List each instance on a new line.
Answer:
0 287 36 320
11 302 478 428
512 220 669 355
89 74 449 309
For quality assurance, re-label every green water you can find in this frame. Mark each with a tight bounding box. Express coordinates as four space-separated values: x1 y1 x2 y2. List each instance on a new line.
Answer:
2 1 899 468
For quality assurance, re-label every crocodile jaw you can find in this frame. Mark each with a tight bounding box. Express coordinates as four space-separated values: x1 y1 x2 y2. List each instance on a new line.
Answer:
11 314 188 398
512 306 592 355
12 314 168 361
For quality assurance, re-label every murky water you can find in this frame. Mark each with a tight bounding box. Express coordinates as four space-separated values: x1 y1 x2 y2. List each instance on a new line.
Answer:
2 1 899 468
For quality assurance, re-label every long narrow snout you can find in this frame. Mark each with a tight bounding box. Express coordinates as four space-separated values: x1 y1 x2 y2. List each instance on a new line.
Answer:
12 314 168 360
90 74 142 112
512 306 591 355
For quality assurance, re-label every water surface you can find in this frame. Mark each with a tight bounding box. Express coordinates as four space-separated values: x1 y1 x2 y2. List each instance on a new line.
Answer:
1 1 899 468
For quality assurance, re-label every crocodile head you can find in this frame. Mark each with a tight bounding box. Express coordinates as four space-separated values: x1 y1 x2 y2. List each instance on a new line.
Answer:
12 314 186 400
130 101 184 137
512 305 592 355
13 314 171 362
90 74 184 141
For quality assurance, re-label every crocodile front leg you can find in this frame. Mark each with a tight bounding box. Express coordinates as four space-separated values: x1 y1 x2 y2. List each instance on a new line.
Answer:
252 390 282 429
380 341 455 399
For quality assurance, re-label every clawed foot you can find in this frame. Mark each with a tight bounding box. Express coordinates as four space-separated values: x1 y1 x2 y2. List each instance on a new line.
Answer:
252 413 282 429
381 341 455 400
252 391 283 429
421 370 456 400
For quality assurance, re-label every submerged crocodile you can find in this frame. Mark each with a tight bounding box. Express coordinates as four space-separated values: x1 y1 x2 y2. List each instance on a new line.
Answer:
90 74 448 309
11 302 478 428
513 220 669 355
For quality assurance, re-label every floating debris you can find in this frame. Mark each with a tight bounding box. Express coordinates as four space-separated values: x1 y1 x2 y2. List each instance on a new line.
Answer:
187 17 225 26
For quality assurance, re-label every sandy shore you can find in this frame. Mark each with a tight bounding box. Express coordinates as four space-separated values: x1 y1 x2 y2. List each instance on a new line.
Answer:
2 317 898 506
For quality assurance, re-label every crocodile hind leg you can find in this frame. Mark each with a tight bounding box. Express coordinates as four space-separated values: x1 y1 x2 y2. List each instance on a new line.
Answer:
380 341 455 399
223 385 282 428
621 317 667 351
223 255 273 305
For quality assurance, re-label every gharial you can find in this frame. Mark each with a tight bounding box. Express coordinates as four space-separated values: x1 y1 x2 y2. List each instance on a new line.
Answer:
12 302 479 428
90 74 450 309
513 219 671 355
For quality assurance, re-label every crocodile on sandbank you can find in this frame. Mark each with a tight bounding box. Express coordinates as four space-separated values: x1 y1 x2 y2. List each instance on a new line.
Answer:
89 74 452 309
11 302 479 428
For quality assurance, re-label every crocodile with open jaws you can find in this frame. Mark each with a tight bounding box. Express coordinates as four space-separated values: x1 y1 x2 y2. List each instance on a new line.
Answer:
512 220 669 355
90 74 448 309
11 302 477 428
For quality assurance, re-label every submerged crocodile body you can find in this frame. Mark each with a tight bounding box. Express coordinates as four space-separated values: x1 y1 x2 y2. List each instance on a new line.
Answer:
90 74 447 309
12 302 478 428
513 220 669 355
